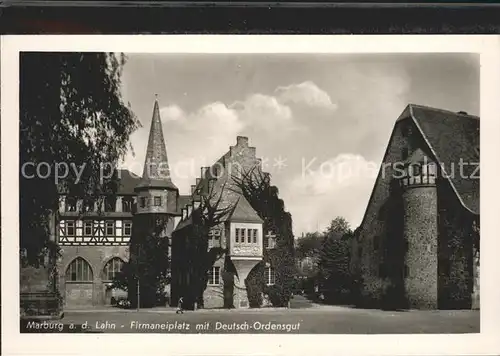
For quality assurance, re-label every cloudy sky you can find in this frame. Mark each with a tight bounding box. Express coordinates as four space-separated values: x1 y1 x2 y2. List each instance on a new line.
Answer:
119 53 479 236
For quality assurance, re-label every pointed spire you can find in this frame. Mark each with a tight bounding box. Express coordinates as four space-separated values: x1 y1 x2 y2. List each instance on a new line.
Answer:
136 96 178 190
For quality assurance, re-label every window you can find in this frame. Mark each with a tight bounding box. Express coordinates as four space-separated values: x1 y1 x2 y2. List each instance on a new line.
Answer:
66 221 75 236
84 221 93 236
104 197 116 212
264 232 276 249
403 265 409 278
103 258 124 281
207 266 220 285
235 228 240 243
65 197 77 212
410 163 421 176
265 266 276 286
373 236 379 251
154 196 162 207
123 221 132 236
208 229 221 248
66 257 93 282
252 229 258 243
122 198 133 212
241 229 246 243
106 221 115 236
209 229 220 241
83 199 94 212
140 197 147 208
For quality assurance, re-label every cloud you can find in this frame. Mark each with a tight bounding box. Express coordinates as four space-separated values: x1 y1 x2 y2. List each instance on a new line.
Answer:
282 154 377 235
160 105 184 122
275 81 338 112
232 93 296 135
122 80 337 194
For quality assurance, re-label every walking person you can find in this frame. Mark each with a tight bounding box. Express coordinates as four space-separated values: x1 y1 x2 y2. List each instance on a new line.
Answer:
176 296 184 314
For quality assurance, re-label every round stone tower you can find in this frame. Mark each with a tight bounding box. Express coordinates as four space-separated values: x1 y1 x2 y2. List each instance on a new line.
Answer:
399 149 438 309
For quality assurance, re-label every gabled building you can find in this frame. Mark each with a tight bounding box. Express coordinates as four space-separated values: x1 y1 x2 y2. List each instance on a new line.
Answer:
55 98 188 308
171 136 276 309
350 104 479 310
54 98 279 309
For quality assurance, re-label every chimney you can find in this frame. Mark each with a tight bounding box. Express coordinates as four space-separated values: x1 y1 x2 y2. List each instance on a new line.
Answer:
236 136 249 146
457 111 468 115
191 185 196 194
196 178 201 185
201 167 210 177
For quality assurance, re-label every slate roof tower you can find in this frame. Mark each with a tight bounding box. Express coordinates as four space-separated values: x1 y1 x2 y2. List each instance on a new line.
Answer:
135 96 179 214
131 96 179 308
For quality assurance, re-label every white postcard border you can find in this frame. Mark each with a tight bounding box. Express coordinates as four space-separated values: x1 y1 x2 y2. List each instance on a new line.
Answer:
1 35 499 356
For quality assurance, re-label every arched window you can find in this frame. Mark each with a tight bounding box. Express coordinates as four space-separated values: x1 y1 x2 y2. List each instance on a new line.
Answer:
264 266 276 286
66 257 93 282
103 258 124 281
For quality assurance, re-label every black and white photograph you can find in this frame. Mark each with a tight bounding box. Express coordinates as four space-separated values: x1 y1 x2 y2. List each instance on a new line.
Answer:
2 35 499 356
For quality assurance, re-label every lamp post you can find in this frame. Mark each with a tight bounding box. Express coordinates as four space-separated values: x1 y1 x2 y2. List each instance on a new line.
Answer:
136 245 141 311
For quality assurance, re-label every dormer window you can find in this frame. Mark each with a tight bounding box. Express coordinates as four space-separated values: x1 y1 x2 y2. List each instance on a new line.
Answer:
83 199 94 212
122 197 133 212
104 196 116 212
154 196 162 207
65 197 77 212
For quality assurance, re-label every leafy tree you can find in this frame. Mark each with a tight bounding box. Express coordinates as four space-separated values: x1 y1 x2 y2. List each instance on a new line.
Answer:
324 217 351 241
296 232 323 259
20 52 139 266
111 215 171 308
318 217 353 303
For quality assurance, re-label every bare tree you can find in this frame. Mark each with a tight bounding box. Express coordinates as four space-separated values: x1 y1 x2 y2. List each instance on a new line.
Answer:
181 179 236 309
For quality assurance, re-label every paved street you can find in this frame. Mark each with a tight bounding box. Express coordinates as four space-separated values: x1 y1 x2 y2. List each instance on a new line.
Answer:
22 302 479 334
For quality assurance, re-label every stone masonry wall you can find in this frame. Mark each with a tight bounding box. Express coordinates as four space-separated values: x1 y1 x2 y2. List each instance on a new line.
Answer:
353 116 410 305
437 184 475 309
402 186 438 309
57 245 129 307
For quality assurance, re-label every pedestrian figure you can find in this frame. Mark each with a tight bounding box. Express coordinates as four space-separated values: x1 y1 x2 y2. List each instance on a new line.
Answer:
176 296 184 314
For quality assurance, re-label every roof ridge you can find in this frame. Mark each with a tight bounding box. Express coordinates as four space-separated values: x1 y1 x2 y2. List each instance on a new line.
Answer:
408 103 479 120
